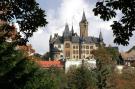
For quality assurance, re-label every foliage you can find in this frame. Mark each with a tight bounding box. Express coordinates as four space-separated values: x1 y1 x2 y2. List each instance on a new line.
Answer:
0 0 48 44
106 47 119 61
0 41 38 89
95 59 109 89
105 47 123 64
0 41 66 89
66 65 96 89
92 47 113 64
118 54 124 65
92 47 114 89
109 68 135 89
24 67 66 89
42 52 50 60
93 0 135 45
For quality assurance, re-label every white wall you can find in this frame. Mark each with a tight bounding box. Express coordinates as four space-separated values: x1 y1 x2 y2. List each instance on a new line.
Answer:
65 59 96 72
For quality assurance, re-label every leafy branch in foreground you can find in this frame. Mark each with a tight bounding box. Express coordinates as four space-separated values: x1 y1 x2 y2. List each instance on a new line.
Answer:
93 0 135 45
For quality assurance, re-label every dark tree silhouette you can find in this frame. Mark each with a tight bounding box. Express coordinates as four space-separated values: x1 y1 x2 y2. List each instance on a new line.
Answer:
93 0 135 46
0 0 48 44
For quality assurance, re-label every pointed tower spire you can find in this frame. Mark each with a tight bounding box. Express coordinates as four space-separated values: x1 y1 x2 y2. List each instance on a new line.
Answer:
71 20 74 33
63 23 70 38
71 25 74 35
99 30 103 42
81 11 87 22
65 23 69 32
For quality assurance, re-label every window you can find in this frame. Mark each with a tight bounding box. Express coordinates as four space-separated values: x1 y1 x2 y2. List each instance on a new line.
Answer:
76 50 78 54
76 46 78 49
86 46 89 49
65 51 70 57
73 50 75 54
83 45 85 49
65 43 70 48
90 46 93 49
58 45 61 48
86 50 89 54
73 46 75 49
90 51 92 54
82 50 85 54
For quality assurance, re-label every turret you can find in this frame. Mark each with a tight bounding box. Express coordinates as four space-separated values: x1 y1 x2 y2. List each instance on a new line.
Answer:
71 25 74 36
99 30 104 46
99 30 103 42
63 23 71 40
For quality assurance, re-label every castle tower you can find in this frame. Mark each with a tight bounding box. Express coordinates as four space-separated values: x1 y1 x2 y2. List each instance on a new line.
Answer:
79 11 88 37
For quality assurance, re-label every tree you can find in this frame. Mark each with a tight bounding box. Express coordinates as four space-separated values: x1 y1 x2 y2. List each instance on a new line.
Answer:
93 0 135 46
0 37 66 89
109 68 135 89
66 65 96 89
0 0 48 44
0 24 65 89
23 67 66 89
0 0 49 88
105 47 121 64
42 52 50 60
91 47 114 89
0 41 39 89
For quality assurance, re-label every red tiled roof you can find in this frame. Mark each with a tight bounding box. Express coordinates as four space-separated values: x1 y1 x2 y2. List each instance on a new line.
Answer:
37 60 64 68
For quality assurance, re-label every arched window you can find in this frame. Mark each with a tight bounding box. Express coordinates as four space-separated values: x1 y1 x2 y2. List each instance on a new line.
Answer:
65 43 70 48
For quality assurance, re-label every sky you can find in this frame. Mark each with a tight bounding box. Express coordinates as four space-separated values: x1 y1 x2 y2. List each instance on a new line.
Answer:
28 0 135 54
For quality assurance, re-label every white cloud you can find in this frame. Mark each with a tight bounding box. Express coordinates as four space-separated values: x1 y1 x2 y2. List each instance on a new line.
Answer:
29 0 133 54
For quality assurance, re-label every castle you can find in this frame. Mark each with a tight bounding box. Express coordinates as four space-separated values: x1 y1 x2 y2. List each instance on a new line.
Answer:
49 11 105 60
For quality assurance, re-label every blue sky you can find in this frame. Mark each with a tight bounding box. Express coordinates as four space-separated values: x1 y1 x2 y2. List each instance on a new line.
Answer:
28 0 135 54
37 0 61 11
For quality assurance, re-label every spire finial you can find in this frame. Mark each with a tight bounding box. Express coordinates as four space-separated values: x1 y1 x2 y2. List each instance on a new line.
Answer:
71 20 74 35
81 10 87 22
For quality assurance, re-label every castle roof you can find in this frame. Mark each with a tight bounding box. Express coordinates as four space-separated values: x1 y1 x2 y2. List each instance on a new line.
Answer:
51 35 100 44
50 11 103 45
38 60 64 68
63 23 71 38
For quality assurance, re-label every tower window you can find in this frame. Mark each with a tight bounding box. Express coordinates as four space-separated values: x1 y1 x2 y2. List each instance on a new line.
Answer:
65 51 70 57
65 43 70 48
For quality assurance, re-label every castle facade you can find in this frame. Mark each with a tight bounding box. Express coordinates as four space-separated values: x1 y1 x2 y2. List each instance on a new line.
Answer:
49 12 104 60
